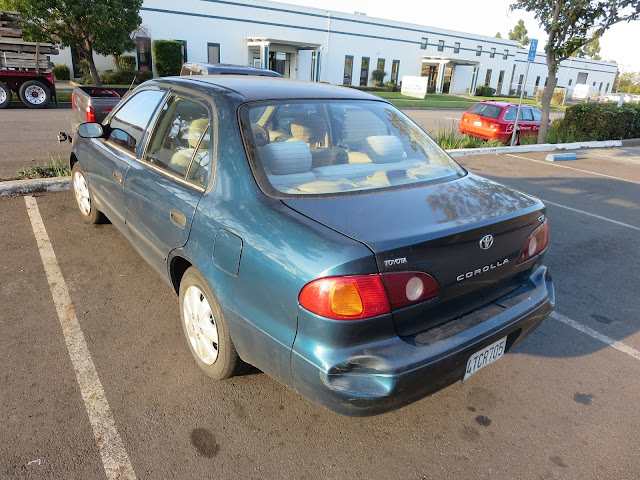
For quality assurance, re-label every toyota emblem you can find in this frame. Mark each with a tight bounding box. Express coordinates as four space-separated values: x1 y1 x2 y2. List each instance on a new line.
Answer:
479 234 494 250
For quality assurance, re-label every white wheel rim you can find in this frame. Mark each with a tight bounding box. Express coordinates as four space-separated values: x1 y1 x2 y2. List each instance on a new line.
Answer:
24 85 46 104
0 88 6 104
183 285 219 365
73 170 91 216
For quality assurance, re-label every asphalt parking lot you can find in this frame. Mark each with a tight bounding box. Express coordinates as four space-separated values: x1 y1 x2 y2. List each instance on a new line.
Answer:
1 118 639 477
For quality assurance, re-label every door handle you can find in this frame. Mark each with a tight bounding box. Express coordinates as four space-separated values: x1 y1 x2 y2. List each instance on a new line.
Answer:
113 170 123 184
170 209 187 229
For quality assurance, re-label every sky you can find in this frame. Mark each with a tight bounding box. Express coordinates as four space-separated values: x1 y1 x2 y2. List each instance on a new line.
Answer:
282 0 640 74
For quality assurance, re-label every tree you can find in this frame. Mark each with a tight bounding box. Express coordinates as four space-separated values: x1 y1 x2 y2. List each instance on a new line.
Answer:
370 69 387 86
572 38 602 60
495 32 503 38
508 19 531 47
0 0 142 85
510 0 640 142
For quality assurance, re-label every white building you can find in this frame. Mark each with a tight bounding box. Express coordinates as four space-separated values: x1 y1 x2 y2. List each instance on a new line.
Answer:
53 0 618 98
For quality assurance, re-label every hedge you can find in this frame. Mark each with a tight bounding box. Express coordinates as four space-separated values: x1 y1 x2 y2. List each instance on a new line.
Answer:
554 103 640 142
475 86 496 97
77 70 153 86
53 63 70 80
119 55 137 71
152 40 183 77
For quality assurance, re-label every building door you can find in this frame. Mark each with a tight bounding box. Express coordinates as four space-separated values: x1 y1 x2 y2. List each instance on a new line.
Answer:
135 37 152 72
421 64 438 90
443 67 452 93
207 43 220 64
269 52 290 77
576 72 588 84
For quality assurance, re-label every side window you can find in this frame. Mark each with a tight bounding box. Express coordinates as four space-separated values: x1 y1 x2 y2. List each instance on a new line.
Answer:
520 109 533 121
144 94 212 187
107 89 165 155
531 109 542 121
503 108 516 121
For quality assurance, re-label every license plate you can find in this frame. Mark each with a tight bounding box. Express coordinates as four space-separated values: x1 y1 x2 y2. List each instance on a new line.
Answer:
463 337 506 380
473 120 482 127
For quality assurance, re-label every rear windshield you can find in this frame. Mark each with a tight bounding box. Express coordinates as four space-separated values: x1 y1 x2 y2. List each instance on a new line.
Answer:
239 100 466 197
468 103 503 119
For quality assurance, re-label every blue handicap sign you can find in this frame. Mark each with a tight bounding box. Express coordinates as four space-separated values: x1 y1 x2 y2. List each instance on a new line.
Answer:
528 39 538 62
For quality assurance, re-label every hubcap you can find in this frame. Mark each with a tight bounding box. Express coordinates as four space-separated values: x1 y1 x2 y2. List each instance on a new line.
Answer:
183 285 219 365
0 89 6 104
24 85 46 104
73 171 91 216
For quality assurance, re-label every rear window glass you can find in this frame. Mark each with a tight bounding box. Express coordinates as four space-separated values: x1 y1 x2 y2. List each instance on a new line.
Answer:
468 103 503 119
239 100 465 197
520 108 533 121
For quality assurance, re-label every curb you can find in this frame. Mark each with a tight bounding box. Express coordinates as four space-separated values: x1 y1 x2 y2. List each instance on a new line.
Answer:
0 177 71 196
1 138 638 196
446 139 624 158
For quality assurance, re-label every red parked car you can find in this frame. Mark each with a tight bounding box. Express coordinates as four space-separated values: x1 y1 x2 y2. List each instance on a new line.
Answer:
458 101 543 144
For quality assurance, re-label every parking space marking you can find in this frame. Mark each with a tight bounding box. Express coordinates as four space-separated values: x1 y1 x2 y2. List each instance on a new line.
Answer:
551 312 640 362
505 153 640 185
24 196 137 480
542 200 640 231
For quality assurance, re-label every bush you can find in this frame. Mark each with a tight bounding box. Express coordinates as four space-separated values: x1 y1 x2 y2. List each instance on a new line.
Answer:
557 103 640 142
431 124 503 149
77 70 153 86
53 63 70 80
74 59 90 76
475 86 496 97
427 86 436 94
119 55 137 71
370 69 387 86
152 40 183 77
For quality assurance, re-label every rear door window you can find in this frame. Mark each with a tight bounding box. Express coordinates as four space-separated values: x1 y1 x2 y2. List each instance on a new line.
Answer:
531 108 542 121
107 89 166 155
144 94 212 188
520 109 534 121
503 108 516 121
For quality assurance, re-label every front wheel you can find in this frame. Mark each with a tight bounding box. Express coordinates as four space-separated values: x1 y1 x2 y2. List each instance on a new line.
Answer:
0 81 11 109
72 163 105 224
179 268 240 380
19 80 51 109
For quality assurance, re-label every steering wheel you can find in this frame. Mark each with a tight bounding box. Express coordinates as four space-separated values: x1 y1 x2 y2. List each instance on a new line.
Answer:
250 123 270 147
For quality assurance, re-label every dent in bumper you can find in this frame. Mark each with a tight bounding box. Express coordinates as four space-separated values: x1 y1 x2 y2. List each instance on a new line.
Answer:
291 265 554 416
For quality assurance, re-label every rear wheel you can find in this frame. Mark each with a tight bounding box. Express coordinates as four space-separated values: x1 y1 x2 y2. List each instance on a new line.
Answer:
72 163 105 224
179 268 240 380
0 81 11 109
19 80 51 109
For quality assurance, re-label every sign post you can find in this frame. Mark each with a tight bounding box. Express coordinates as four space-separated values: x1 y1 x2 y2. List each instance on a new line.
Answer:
510 39 537 146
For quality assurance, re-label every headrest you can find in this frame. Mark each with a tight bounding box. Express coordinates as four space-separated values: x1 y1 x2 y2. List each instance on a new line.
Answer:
290 116 327 144
260 141 312 175
362 135 404 163
189 118 210 148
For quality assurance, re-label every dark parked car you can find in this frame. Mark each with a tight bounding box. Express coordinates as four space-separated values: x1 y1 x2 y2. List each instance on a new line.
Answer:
70 77 554 416
180 62 282 77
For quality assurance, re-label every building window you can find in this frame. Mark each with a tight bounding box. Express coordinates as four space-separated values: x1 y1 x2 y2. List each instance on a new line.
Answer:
503 49 509 60
207 43 220 64
497 70 505 94
544 77 548 86
343 55 354 85
476 45 482 56
484 69 492 86
377 58 385 71
592 81 596 86
599 82 603 92
490 47 496 58
176 40 187 62
606 82 610 92
454 42 460 54
438 40 444 52
360 57 370 86
517 74 524 94
391 59 400 85
420 37 427 49
568 79 572 86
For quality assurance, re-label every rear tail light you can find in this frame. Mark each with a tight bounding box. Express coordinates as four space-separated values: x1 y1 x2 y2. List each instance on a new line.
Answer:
299 275 390 320
517 219 549 264
299 272 441 320
380 272 440 309
86 105 96 123
71 92 75 109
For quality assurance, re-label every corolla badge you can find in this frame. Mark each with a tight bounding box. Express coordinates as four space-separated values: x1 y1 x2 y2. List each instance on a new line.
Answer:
479 234 494 250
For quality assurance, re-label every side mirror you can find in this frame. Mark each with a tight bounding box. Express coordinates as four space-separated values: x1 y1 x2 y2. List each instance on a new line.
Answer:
77 122 104 138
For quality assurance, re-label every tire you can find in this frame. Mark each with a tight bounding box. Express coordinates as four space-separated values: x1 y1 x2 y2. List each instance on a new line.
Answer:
0 81 11 109
18 80 51 109
71 163 105 224
179 267 240 380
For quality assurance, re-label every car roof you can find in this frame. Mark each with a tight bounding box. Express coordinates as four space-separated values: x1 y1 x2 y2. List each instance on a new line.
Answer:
475 100 523 108
150 76 382 102
184 62 283 77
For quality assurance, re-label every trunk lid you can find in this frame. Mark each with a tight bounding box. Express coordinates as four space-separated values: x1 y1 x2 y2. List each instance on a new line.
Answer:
283 174 545 336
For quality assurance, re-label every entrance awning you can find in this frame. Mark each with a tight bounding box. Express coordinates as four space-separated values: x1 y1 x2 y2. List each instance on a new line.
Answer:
421 56 479 67
246 37 322 51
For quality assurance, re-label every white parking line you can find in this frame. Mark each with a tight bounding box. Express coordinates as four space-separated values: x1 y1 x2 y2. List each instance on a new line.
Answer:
550 311 640 362
541 200 640 231
505 153 640 185
25 196 137 480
